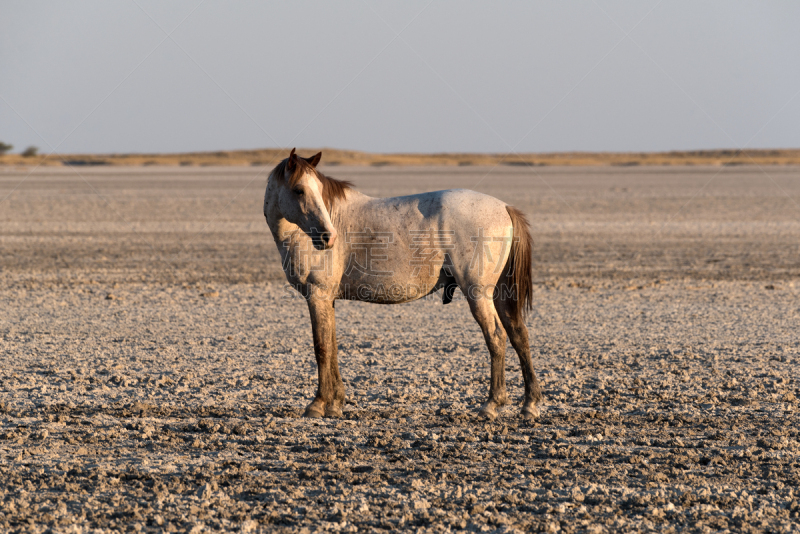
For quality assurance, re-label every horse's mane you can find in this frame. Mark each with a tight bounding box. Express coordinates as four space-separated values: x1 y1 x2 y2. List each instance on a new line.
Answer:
271 157 353 211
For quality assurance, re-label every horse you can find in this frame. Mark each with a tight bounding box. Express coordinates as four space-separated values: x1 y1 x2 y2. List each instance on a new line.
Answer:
263 149 543 420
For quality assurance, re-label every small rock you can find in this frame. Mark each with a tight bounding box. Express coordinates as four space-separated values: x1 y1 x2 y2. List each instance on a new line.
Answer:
105 294 116 300
240 520 258 533
232 423 251 436
197 483 214 500
200 291 219 298
352 465 374 473
413 499 430 510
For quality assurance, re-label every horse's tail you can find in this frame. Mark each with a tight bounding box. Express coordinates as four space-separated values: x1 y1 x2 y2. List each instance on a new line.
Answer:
502 205 533 323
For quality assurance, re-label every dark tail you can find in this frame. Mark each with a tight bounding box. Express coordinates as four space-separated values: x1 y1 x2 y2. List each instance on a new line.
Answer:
503 205 533 323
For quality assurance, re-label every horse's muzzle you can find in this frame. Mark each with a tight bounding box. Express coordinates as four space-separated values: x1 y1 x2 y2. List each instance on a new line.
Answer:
310 229 337 250
323 230 337 249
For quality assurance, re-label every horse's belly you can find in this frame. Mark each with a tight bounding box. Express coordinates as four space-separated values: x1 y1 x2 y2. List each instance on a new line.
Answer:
338 280 439 304
337 262 443 304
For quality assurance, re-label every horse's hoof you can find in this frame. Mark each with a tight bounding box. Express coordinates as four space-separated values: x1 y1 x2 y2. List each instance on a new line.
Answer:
304 408 324 418
521 404 541 421
478 403 499 421
325 405 343 418
304 401 325 418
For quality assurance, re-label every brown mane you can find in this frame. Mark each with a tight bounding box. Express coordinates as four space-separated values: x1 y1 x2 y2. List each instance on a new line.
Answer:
271 156 353 211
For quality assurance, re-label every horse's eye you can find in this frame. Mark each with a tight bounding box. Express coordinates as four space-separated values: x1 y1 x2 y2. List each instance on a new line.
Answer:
293 188 304 196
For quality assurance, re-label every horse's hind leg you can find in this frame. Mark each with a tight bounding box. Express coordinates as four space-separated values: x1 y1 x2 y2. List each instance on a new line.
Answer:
467 296 510 420
305 298 344 418
496 297 543 420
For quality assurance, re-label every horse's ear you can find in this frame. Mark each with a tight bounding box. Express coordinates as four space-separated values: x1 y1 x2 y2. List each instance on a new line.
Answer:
287 148 297 172
305 152 322 168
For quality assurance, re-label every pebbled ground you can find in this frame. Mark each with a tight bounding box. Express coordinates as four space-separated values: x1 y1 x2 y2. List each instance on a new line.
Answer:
1 165 799 533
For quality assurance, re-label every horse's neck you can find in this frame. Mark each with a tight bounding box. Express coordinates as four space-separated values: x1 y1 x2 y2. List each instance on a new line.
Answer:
328 189 369 231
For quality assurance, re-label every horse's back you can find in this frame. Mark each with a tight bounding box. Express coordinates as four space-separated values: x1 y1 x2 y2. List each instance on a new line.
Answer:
371 188 511 233
438 189 512 232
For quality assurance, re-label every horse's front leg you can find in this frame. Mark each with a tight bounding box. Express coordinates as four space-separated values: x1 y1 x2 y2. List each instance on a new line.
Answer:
304 298 344 418
328 308 346 415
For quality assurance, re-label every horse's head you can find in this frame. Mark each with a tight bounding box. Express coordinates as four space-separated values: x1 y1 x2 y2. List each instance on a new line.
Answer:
266 149 338 250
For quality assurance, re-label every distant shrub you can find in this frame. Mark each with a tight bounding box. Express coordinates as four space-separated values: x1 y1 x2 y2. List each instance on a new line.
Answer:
22 146 39 157
0 142 12 155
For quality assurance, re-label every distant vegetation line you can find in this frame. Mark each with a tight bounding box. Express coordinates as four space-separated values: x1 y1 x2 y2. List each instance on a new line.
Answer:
2 148 800 167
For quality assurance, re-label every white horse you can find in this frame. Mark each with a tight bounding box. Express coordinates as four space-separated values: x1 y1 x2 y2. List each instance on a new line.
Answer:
264 149 542 420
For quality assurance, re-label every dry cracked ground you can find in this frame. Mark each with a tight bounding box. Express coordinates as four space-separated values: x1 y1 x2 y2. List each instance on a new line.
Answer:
1 165 799 533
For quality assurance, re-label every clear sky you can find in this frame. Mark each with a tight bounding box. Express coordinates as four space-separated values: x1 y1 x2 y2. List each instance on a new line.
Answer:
1 1 798 155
